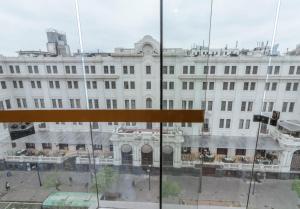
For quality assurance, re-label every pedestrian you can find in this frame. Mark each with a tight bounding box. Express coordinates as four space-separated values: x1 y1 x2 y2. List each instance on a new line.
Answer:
5 181 10 191
55 179 61 191
69 176 73 186
85 182 89 191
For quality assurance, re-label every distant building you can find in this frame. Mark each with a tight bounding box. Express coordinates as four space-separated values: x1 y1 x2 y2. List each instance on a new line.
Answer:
46 28 71 56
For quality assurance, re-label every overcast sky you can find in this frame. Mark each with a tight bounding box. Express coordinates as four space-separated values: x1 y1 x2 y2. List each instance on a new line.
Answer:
0 0 299 56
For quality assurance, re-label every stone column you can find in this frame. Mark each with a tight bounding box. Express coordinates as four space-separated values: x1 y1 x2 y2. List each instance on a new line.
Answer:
132 145 140 167
173 145 181 168
153 144 159 167
113 143 121 166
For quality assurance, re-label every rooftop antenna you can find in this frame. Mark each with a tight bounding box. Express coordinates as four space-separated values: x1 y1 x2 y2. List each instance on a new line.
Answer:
264 41 269 55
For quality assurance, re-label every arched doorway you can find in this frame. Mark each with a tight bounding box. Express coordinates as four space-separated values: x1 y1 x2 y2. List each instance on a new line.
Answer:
291 150 300 171
141 144 153 166
163 145 173 166
121 144 133 165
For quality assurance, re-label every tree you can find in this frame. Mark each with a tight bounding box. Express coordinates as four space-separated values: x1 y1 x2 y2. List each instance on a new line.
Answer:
162 179 181 198
91 166 118 194
42 172 61 190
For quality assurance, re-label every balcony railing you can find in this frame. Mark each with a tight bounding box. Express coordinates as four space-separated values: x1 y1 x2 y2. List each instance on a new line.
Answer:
5 155 65 164
76 156 114 165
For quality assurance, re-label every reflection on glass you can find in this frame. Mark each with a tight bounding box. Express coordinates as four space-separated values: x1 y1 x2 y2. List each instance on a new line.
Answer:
0 0 300 208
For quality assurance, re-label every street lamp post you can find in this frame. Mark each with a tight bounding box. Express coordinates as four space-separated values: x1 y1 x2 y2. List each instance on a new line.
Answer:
36 162 42 187
147 165 151 191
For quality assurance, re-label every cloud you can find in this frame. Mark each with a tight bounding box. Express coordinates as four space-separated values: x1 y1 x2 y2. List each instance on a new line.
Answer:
0 0 299 56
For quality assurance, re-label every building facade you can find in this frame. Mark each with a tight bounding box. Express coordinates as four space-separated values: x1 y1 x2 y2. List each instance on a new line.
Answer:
1 33 300 173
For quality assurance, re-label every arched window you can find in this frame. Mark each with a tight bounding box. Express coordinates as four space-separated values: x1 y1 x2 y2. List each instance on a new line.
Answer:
146 98 152 108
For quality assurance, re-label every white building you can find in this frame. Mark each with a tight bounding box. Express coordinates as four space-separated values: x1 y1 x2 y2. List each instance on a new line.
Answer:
1 32 300 173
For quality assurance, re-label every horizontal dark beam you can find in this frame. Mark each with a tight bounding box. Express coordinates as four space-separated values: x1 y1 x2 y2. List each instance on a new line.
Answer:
0 110 204 123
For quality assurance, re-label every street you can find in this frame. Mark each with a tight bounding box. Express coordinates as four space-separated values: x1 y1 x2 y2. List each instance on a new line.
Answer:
0 170 299 209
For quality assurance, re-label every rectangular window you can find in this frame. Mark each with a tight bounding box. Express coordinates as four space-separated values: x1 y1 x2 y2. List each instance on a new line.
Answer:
146 65 151 74
282 102 288 112
71 66 76 74
223 82 228 90
219 119 224 128
227 101 233 111
105 81 110 89
250 82 256 90
274 66 280 74
293 83 298 91
169 66 174 74
231 66 237 74
245 66 251 74
91 66 96 74
209 82 214 90
9 65 14 73
286 83 292 91
130 81 135 89
146 81 151 89
225 119 231 128
248 102 253 112
210 66 215 74
221 101 226 111
224 66 230 74
189 82 194 90
183 66 188 74
124 81 129 89
169 82 174 90
243 82 249 90
46 66 51 74
265 82 270 90
28 66 33 73
190 66 195 74
34 65 39 74
49 81 54 89
204 66 208 74
289 66 295 74
163 81 168 90
263 102 267 112
268 66 273 74
37 81 42 89
297 66 300 75
241 101 246 111
65 66 70 74
123 66 128 74
245 119 250 129
85 66 89 74
207 101 213 111
163 66 168 74
1 81 6 89
239 119 244 129
129 66 134 74
110 66 115 74
104 66 109 74
229 82 235 90
53 66 58 74
289 102 295 112
31 81 36 88
252 66 258 74
202 82 207 90
271 82 277 91
5 100 11 109
268 102 274 112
